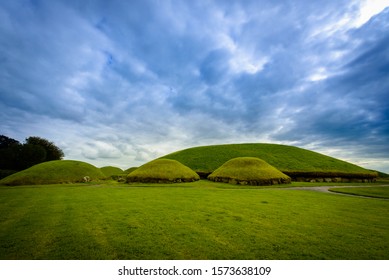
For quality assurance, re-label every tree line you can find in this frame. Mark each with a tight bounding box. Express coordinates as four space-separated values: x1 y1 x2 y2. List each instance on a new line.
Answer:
0 135 64 179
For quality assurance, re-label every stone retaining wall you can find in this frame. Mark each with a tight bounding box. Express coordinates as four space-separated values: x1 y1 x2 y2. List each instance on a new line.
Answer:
291 177 376 183
208 176 291 186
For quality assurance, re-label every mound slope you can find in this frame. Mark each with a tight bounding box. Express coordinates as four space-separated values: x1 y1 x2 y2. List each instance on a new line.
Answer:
124 167 138 174
127 159 199 183
208 157 291 186
0 160 106 186
100 166 123 177
160 143 377 181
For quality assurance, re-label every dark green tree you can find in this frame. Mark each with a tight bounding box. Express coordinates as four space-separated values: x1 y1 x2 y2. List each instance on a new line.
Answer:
1 135 64 179
0 135 20 149
17 144 47 170
25 136 64 161
0 135 20 170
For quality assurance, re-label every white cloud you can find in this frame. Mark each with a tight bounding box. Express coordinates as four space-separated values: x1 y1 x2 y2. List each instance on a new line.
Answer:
354 0 389 27
229 52 269 75
82 141 122 160
214 33 268 75
307 67 330 82
306 0 389 39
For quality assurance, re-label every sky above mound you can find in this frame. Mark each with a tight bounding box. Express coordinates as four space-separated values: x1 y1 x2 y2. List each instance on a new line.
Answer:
1 0 388 172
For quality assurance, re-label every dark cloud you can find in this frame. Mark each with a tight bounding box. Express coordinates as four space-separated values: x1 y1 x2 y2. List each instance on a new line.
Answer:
0 0 388 172
272 7 389 167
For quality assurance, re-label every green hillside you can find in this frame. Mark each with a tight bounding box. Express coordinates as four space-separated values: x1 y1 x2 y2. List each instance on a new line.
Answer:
0 160 106 186
160 143 377 179
374 170 389 179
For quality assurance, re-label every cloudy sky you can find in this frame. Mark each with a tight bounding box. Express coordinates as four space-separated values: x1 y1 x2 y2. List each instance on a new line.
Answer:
1 0 388 172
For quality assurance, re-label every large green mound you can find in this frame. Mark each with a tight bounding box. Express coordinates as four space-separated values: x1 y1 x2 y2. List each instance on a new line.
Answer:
161 143 377 180
208 157 291 186
127 159 200 183
100 166 123 177
0 160 106 186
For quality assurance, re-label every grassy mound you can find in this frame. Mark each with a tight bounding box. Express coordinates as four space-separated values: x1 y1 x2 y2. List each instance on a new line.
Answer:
127 159 200 183
374 170 389 179
124 167 138 174
161 143 377 180
0 160 106 186
100 166 123 177
208 157 291 185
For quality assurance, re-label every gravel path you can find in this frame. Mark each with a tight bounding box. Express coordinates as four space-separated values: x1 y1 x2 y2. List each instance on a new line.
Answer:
284 184 389 200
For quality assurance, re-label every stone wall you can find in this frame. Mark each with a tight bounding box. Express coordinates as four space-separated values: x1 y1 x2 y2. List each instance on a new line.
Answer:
197 171 377 183
291 177 376 183
208 176 291 186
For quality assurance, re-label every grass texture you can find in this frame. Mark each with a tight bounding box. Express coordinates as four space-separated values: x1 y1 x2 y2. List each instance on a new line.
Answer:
0 181 388 260
124 167 138 174
0 160 106 186
161 143 377 178
208 157 291 185
127 159 200 183
100 166 123 177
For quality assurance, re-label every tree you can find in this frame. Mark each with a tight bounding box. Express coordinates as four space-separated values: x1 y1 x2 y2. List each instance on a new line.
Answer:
0 135 64 175
17 144 47 170
0 135 20 149
25 136 64 161
0 135 20 170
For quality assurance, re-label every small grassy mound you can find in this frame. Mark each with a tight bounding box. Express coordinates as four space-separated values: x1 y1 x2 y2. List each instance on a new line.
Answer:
208 157 291 186
100 166 123 177
0 160 106 186
127 159 200 183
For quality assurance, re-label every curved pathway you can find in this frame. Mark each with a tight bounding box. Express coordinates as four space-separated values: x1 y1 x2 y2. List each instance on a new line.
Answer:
284 184 389 200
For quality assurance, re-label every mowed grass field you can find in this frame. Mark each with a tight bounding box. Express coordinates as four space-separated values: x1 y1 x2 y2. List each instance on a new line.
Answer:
0 181 388 260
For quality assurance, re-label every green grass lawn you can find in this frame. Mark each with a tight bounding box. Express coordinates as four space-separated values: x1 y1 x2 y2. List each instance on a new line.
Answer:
329 186 389 199
0 181 388 260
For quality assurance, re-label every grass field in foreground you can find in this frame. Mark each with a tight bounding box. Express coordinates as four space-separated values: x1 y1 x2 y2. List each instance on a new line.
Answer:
0 181 388 260
329 186 389 199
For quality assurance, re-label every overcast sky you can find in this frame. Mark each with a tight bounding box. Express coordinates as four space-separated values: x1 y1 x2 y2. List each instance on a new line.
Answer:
1 0 388 172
